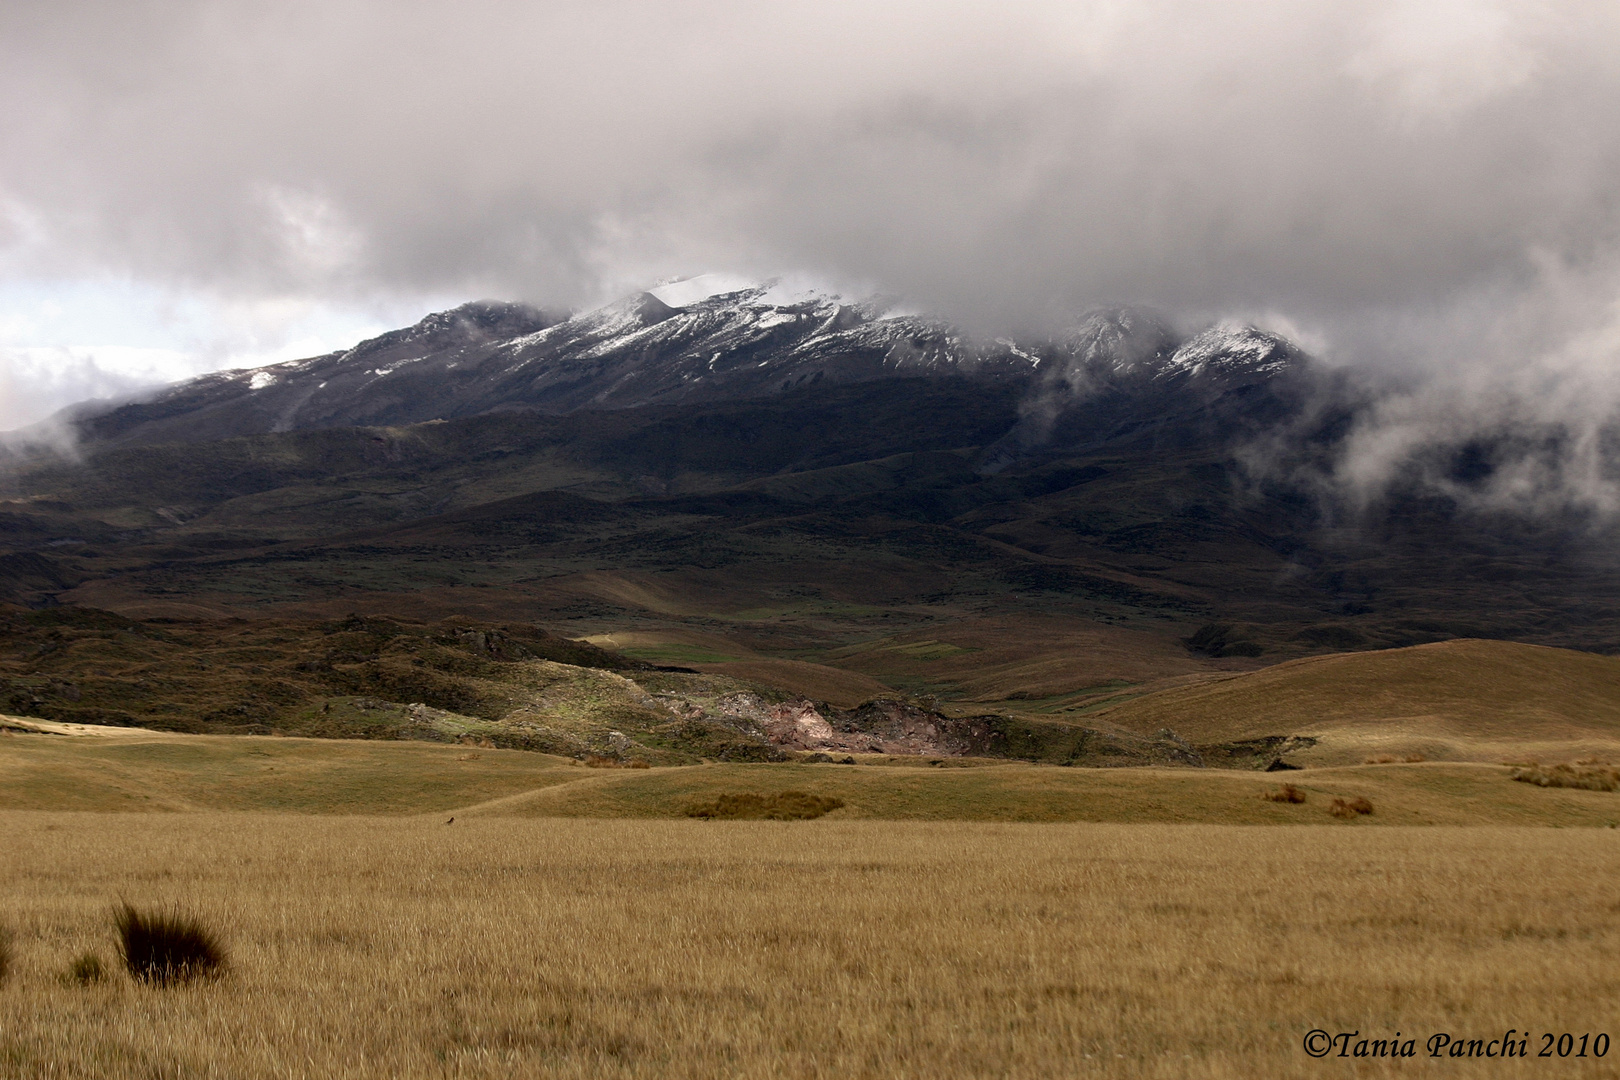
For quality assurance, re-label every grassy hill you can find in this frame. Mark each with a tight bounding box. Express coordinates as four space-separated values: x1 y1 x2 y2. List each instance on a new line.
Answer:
0 718 580 813
1085 638 1620 764
7 718 1620 825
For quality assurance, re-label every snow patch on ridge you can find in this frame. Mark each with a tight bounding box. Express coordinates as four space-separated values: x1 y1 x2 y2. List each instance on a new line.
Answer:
1165 324 1297 378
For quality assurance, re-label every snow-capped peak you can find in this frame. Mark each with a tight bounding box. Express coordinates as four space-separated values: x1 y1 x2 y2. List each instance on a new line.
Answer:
1059 307 1177 376
1163 324 1300 380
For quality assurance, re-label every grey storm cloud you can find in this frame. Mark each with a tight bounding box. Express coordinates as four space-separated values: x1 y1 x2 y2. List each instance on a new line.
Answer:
1 0 1614 318
3 0 1620 505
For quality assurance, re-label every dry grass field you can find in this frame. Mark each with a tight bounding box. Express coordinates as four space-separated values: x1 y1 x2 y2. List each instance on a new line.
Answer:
7 650 1620 1078
0 721 581 814
3 815 1619 1079
9 720 1620 825
1086 638 1620 764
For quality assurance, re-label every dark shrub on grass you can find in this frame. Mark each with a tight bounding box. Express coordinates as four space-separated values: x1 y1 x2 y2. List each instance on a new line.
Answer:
114 904 227 985
684 791 845 820
1512 763 1620 791
0 924 12 985
1329 796 1374 818
69 952 106 984
1262 784 1307 804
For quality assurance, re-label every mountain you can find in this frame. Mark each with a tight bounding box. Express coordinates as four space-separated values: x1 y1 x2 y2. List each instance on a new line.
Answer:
67 286 1029 446
59 284 1310 454
3 281 1618 747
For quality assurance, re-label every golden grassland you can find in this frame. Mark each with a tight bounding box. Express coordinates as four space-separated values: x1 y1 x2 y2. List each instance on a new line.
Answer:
4 816 1620 1078
467 759 1620 826
0 722 579 814
9 721 1620 825
1088 639 1620 749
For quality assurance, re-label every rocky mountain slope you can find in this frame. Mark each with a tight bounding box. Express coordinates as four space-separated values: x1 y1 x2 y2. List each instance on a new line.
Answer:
54 282 1315 456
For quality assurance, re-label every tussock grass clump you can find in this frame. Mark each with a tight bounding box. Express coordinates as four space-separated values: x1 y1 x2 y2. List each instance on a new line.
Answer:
68 952 106 984
0 924 12 986
1262 784 1307 804
1512 763 1620 791
114 904 227 985
685 791 845 820
1329 796 1374 818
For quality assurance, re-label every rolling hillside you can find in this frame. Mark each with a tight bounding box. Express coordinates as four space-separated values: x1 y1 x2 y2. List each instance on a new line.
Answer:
1088 638 1620 763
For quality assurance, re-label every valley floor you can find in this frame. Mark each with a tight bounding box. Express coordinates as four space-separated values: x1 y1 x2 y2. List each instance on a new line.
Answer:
3 816 1619 1078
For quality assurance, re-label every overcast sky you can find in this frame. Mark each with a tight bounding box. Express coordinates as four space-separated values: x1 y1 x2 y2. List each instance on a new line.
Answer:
3 1 1620 460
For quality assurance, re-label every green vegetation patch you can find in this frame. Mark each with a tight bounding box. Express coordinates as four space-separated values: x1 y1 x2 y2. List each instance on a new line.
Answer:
619 645 739 664
884 640 976 661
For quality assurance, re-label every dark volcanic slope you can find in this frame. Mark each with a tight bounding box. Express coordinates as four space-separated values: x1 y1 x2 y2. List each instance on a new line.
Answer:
3 286 1618 709
5 378 1619 665
69 288 1034 446
59 286 1306 452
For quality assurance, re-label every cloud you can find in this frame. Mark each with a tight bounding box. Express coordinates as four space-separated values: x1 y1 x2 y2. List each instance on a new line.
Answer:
0 0 1618 507
0 346 174 454
0 275 448 431
0 1 1611 314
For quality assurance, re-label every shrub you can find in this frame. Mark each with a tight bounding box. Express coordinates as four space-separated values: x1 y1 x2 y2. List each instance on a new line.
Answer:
1262 784 1307 804
113 904 227 985
68 952 106 984
1366 753 1427 764
0 925 12 986
684 791 845 820
1185 624 1264 658
1512 763 1620 791
1329 796 1374 818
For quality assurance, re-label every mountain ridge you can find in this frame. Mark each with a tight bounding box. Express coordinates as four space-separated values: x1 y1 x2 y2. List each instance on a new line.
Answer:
48 286 1313 454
